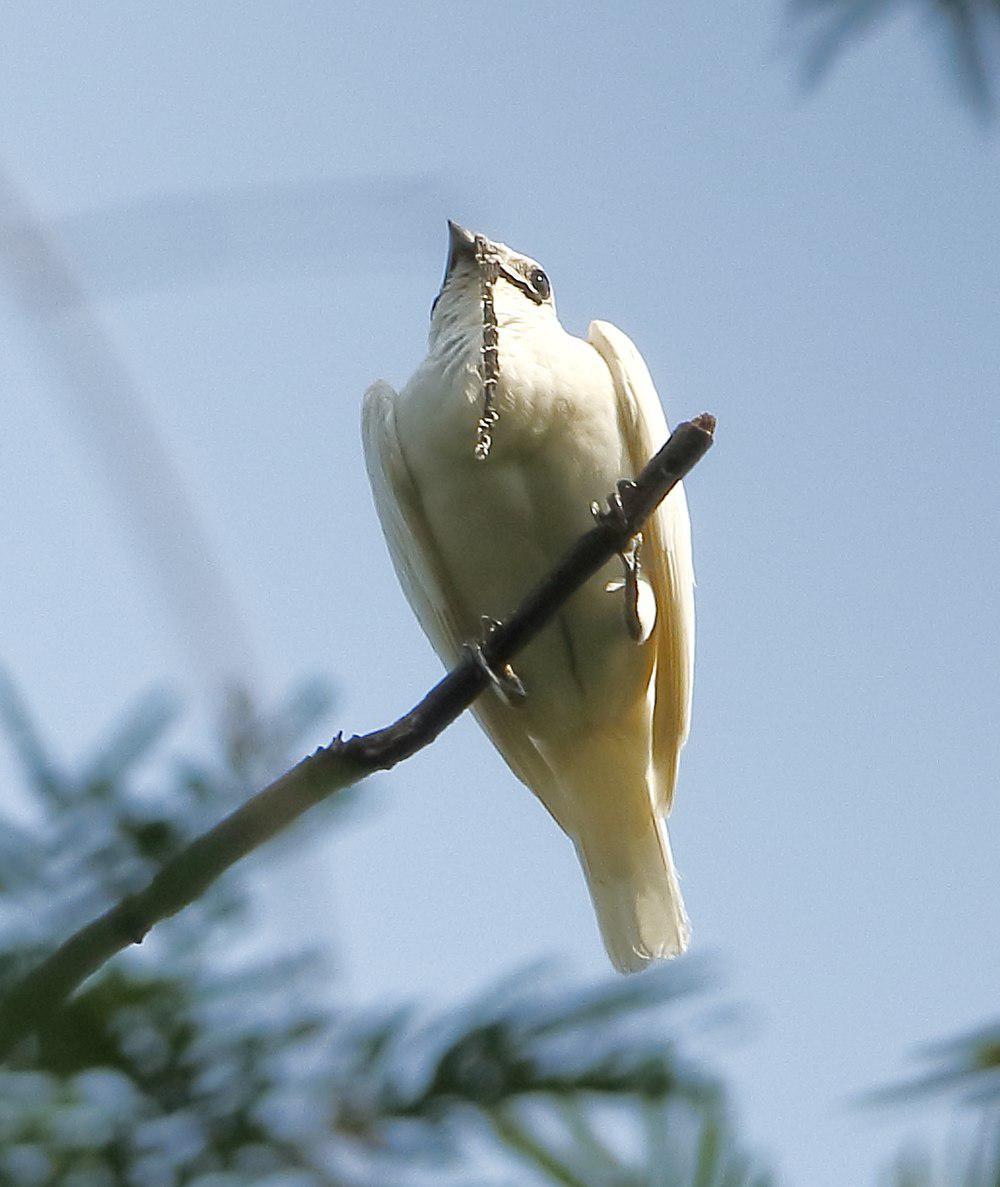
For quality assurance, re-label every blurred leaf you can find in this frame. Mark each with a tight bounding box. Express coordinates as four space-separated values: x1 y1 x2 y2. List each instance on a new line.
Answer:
24 966 192 1079
79 690 178 797
0 665 68 807
871 1019 1000 1187
692 1111 723 1187
0 681 768 1184
222 678 335 786
792 0 898 85
788 0 1000 114
489 1105 592 1187
486 1096 770 1187
939 0 998 112
885 1114 1000 1185
327 963 728 1183
867 1022 1000 1106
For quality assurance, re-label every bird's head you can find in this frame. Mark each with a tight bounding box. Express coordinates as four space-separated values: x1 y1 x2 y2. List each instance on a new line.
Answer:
430 220 557 344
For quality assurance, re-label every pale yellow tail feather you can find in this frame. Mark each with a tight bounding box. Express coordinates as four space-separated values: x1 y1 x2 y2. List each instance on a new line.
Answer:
575 810 690 974
539 719 690 975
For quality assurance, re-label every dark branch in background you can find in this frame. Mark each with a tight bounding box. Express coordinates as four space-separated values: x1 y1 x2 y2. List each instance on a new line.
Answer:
0 413 715 1061
41 175 447 299
0 167 257 699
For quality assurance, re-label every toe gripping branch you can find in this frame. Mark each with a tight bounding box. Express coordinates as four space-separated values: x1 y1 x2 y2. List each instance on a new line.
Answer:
465 616 527 706
591 481 645 643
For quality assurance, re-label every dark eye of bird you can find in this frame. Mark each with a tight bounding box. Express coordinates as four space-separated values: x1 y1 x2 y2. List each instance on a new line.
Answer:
529 268 551 300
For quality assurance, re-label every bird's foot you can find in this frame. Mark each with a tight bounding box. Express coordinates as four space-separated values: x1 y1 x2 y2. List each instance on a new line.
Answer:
619 533 645 642
603 534 652 643
466 616 526 706
593 486 648 642
590 479 637 532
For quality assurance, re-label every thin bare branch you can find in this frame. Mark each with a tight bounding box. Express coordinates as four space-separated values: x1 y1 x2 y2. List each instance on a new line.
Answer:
0 414 715 1061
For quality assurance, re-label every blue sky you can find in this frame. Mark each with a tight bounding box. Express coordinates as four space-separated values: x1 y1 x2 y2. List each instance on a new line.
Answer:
2 3 998 1184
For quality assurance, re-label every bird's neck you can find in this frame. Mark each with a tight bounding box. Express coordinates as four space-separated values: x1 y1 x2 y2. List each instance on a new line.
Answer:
428 297 481 363
429 292 559 374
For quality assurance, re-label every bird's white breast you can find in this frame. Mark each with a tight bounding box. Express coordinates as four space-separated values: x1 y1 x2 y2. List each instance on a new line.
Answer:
395 318 652 736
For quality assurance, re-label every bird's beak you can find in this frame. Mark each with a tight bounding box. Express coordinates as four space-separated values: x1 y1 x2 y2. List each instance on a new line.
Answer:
445 219 477 274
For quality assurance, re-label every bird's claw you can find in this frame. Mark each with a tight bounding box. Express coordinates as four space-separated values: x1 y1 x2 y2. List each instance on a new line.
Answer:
466 616 527 706
592 485 645 642
590 479 637 532
620 533 645 642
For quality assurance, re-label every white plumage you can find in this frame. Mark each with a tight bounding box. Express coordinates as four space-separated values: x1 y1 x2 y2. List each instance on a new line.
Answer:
362 223 695 972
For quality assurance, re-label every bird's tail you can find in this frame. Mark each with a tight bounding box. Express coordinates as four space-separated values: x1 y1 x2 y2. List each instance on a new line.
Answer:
575 809 690 974
543 727 690 974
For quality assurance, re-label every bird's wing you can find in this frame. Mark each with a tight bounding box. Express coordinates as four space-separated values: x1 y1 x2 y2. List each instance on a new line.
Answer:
361 381 563 813
588 321 695 812
362 380 463 664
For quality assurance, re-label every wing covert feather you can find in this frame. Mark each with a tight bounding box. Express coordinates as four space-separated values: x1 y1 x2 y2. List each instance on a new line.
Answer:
362 381 461 664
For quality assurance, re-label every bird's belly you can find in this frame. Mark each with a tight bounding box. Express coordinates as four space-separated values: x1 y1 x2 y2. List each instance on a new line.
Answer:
402 370 653 737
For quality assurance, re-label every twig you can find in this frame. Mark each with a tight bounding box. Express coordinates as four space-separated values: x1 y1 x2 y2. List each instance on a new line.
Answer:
0 413 715 1061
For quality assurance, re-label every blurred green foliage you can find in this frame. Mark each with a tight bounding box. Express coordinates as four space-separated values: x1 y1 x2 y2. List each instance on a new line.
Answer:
883 1119 1000 1187
871 1024 1000 1110
0 672 769 1186
2 666 996 1184
874 1019 1000 1186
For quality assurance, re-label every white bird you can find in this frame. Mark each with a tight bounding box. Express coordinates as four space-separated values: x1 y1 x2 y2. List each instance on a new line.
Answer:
362 222 695 972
